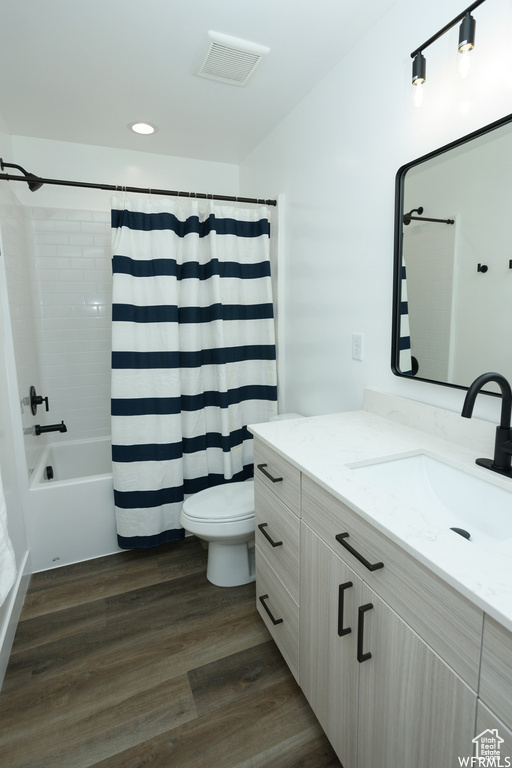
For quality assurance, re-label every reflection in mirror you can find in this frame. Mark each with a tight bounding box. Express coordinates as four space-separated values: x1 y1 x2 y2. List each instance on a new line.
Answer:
392 113 512 396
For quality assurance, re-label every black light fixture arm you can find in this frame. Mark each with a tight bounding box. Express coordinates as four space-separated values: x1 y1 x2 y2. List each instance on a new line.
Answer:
410 0 487 58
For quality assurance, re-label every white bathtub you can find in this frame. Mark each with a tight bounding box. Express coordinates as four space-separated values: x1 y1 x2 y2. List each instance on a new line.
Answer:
28 437 121 572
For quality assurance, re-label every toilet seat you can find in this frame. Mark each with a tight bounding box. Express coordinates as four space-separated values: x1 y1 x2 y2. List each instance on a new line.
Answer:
182 480 254 523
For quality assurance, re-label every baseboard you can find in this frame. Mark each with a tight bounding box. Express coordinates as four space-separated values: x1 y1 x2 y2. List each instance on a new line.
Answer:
0 550 31 691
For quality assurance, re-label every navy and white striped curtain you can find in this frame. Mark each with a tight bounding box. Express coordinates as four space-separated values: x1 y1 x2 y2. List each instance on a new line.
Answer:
399 257 413 374
111 196 277 549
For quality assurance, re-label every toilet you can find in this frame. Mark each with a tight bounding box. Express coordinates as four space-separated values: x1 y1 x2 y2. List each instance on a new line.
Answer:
180 413 303 587
180 479 256 587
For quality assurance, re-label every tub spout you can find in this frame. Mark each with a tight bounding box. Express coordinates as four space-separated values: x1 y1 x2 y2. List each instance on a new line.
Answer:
35 421 67 436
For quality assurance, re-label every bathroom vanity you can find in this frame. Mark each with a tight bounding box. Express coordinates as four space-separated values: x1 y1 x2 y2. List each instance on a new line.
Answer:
251 392 512 768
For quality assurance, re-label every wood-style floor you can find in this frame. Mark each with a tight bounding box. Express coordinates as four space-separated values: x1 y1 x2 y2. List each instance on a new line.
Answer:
0 537 341 767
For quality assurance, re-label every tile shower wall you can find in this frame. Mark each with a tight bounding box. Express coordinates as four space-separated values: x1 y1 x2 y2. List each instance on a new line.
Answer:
0 185 43 477
30 207 112 441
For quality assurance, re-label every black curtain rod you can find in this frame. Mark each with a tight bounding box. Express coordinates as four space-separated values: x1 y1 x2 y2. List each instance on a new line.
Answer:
410 0 487 58
406 215 455 224
403 207 454 225
0 168 277 207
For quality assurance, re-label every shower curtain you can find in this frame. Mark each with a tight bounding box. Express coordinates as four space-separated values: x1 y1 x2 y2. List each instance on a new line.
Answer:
111 196 277 549
399 258 413 374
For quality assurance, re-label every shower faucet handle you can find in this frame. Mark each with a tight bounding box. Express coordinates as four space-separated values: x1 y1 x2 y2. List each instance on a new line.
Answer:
30 385 49 415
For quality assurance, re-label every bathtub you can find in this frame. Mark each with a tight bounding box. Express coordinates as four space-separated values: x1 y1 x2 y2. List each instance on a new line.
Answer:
28 437 121 572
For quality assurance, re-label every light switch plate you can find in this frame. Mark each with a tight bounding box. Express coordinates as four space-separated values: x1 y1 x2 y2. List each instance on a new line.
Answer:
352 333 364 361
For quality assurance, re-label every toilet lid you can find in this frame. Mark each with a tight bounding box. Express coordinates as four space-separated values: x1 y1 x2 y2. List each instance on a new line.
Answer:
182 480 254 522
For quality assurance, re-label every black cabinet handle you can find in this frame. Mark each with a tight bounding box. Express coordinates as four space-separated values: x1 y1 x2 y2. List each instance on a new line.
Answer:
338 581 353 637
335 533 384 572
258 594 283 625
257 463 283 483
357 603 373 663
258 523 283 548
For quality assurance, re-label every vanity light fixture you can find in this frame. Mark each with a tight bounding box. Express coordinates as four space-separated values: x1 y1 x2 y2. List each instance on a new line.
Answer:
412 53 426 86
410 0 486 86
458 12 476 53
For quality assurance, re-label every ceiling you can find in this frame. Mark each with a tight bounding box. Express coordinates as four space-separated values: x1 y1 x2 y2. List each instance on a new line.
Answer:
0 0 398 165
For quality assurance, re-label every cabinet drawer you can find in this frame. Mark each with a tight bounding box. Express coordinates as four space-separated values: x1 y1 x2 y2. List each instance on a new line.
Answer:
256 545 299 682
254 442 300 514
255 479 300 602
302 475 483 690
480 615 512 731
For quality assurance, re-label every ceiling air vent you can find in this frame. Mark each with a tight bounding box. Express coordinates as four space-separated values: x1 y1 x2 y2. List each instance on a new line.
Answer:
195 31 270 87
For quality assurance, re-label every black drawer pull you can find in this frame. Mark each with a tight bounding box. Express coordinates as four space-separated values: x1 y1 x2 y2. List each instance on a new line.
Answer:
258 523 283 548
335 533 384 572
258 594 284 625
357 603 373 663
257 463 283 483
338 581 353 637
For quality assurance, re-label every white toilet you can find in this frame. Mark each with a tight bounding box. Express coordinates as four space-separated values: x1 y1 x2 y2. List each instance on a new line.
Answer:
180 479 256 587
180 413 303 587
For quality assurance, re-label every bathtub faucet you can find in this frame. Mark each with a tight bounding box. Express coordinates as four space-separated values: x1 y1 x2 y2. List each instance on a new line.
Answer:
35 421 67 436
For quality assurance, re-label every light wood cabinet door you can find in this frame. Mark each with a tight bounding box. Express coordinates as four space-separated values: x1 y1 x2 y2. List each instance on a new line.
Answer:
302 475 482 689
476 701 512 764
300 523 477 768
300 523 360 768
358 582 477 768
480 614 512 732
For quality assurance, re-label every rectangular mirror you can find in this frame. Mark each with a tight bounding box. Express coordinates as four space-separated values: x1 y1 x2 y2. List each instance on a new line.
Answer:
392 113 512 396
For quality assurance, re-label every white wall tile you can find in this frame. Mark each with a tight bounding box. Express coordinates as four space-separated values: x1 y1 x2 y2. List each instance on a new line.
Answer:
0 188 45 476
30 206 112 442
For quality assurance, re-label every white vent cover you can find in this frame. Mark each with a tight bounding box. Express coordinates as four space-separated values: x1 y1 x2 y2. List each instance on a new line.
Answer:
196 31 270 87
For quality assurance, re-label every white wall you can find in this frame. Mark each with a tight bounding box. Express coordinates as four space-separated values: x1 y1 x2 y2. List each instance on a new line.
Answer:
240 0 512 426
11 136 240 211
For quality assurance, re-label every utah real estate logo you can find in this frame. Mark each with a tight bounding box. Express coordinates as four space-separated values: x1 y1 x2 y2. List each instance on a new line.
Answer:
458 728 510 767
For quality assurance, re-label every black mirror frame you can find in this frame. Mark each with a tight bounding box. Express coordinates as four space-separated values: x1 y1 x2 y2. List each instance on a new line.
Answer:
391 111 512 396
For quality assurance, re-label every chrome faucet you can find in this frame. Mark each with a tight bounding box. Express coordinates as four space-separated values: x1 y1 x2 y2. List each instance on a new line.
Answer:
461 372 512 477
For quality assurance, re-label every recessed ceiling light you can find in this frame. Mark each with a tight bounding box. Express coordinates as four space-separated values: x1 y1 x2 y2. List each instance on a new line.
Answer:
129 122 158 135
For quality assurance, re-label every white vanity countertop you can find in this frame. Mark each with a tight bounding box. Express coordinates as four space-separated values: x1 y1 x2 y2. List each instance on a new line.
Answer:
249 410 512 632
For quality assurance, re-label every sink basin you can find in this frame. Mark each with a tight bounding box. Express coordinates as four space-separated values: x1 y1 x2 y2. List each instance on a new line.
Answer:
351 453 512 544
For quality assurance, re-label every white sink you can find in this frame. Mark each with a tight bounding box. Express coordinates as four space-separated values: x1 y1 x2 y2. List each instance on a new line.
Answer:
351 453 512 544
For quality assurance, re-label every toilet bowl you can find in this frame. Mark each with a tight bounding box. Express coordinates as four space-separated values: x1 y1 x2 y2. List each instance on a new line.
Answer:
180 479 255 587
180 413 303 588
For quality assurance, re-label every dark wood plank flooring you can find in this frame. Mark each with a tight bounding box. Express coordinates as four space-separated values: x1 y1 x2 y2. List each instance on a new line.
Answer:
0 537 341 767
